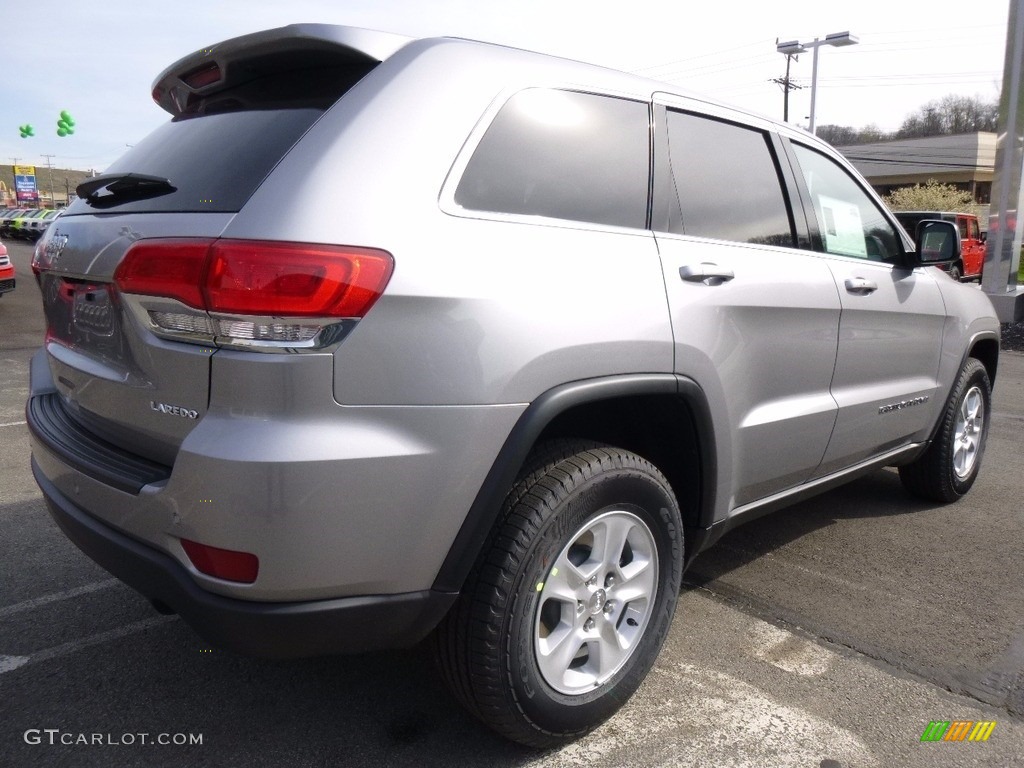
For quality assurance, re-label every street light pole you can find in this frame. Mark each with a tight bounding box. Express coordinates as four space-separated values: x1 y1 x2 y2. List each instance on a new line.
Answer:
809 38 822 134
777 32 859 135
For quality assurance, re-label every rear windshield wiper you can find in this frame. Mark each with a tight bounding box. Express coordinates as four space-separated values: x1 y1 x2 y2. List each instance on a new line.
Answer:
77 173 176 208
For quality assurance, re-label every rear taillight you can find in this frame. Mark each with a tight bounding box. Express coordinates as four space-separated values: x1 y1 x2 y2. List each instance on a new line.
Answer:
204 240 393 317
112 239 209 308
113 238 393 350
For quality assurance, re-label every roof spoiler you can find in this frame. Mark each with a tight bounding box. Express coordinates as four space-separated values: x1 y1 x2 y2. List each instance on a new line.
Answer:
151 24 413 116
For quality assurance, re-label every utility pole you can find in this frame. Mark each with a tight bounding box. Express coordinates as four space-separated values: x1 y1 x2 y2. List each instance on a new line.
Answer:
771 49 803 122
41 154 56 208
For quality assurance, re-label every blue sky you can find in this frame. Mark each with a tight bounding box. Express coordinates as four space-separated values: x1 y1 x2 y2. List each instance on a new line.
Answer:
0 0 1010 172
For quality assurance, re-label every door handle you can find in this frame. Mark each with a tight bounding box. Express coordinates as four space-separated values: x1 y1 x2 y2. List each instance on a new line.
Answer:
679 263 734 286
844 277 878 295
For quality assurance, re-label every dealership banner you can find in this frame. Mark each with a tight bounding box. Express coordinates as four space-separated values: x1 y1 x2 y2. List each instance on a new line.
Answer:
14 165 38 203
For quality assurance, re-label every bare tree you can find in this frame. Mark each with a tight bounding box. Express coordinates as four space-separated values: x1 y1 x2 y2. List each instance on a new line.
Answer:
817 123 889 147
812 94 998 147
894 95 998 139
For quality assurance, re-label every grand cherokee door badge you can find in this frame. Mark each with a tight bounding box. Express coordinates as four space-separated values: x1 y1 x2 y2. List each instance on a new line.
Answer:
879 396 929 414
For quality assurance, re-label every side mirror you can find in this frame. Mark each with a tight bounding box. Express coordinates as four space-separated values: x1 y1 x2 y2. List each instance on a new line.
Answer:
980 231 987 243
913 219 960 266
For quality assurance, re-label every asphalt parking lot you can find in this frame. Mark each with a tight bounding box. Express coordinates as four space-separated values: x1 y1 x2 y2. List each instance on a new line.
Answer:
1 239 1022 767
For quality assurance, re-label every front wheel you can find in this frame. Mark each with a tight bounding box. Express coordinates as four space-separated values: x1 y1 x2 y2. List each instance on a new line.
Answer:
433 442 683 747
899 358 991 502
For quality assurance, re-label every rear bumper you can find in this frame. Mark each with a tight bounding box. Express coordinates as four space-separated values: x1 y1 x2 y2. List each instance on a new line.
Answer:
34 459 456 658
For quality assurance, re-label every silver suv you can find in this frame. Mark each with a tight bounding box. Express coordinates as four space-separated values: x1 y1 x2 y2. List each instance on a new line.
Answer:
28 24 999 747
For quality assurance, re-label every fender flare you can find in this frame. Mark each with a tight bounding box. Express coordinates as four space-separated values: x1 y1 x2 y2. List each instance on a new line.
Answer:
430 373 717 593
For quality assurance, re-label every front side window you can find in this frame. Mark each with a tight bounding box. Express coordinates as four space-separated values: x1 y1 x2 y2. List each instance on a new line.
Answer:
792 144 901 262
455 89 649 229
663 110 794 247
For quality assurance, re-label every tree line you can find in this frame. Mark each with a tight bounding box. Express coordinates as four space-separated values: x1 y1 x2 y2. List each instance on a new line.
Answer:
816 94 999 146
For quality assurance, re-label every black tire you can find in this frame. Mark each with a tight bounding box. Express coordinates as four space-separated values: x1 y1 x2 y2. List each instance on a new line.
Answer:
948 263 962 282
433 441 683 747
899 358 991 503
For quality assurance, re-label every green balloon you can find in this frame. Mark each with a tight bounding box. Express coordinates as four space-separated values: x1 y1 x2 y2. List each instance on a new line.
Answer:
56 111 76 137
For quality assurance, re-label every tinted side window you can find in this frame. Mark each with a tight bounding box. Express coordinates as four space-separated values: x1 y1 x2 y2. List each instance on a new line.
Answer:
968 218 980 239
455 89 649 229
664 110 794 247
792 144 901 262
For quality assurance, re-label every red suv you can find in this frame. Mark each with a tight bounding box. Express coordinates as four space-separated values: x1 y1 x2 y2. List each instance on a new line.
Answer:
894 211 985 281
0 242 15 297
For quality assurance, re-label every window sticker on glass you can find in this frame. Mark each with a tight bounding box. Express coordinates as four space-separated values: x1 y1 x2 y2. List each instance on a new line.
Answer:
818 195 867 257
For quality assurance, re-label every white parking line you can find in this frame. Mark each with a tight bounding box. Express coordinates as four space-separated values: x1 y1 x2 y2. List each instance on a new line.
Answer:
0 615 177 676
0 420 27 428
0 579 121 619
0 655 29 674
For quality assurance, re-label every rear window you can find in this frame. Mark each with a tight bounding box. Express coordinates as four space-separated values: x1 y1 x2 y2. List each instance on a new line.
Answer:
66 64 373 215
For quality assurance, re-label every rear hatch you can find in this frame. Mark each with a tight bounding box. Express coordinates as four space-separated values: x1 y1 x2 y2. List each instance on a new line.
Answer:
33 24 409 468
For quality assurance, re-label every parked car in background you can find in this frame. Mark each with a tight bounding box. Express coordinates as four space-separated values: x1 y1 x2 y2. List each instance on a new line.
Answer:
3 208 40 239
894 211 985 281
7 209 54 241
0 241 15 297
0 208 30 238
24 209 61 242
28 24 1000 748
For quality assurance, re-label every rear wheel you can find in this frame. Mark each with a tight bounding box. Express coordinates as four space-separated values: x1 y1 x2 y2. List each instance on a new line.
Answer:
899 358 990 502
433 442 683 747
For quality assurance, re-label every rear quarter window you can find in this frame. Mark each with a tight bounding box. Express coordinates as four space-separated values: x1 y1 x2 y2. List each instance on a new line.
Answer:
455 89 650 230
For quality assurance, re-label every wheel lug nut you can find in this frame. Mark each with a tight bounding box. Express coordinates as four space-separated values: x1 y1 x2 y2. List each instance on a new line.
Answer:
576 601 585 615
584 618 595 631
603 601 614 614
605 575 616 588
586 577 597 587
